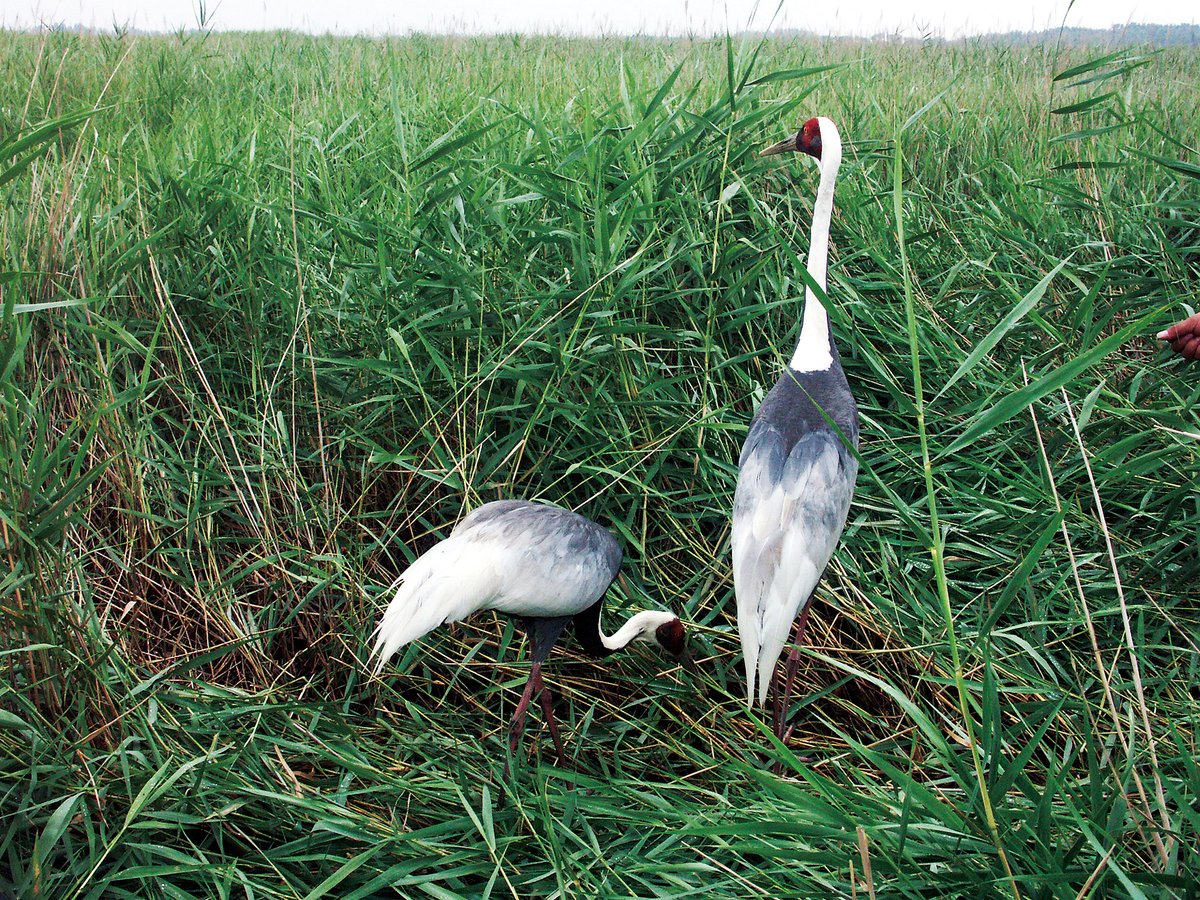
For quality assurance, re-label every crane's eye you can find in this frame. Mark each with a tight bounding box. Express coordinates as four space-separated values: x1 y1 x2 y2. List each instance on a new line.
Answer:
797 118 823 160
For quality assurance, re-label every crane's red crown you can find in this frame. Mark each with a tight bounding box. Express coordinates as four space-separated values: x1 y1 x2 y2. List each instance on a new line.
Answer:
655 617 686 656
796 118 823 160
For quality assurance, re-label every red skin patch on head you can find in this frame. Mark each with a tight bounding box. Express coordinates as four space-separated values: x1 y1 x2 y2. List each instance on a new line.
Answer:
655 618 685 656
796 117 823 160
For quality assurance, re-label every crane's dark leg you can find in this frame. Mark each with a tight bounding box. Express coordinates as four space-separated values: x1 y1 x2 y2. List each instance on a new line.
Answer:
507 664 567 765
506 617 571 768
534 669 567 765
772 601 814 741
509 663 542 757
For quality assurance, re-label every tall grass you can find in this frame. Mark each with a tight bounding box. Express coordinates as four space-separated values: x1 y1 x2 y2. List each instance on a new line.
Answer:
1 28 1198 898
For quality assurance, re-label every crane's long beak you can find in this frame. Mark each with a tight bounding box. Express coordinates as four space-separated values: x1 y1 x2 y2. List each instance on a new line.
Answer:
759 134 798 157
671 642 695 672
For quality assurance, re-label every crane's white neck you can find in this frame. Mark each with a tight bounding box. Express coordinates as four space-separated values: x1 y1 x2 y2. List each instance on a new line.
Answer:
600 610 678 651
789 117 842 374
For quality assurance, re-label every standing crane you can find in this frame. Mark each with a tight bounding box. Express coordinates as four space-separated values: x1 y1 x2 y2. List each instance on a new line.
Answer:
370 500 686 764
733 117 860 740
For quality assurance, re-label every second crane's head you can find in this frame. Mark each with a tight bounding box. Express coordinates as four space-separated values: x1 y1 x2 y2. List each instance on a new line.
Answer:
641 611 686 658
759 116 841 164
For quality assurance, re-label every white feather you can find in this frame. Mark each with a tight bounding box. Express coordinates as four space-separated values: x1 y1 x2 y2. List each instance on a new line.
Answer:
734 430 855 707
370 540 487 672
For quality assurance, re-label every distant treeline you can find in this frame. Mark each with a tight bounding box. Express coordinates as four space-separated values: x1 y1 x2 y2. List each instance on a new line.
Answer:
981 22 1200 48
17 21 1200 47
757 22 1200 47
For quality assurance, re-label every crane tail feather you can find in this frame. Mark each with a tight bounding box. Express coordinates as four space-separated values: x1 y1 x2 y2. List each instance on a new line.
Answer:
370 545 462 673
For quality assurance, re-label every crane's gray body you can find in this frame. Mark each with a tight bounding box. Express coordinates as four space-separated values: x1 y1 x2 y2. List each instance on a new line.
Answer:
449 500 623 619
733 347 859 706
370 500 622 669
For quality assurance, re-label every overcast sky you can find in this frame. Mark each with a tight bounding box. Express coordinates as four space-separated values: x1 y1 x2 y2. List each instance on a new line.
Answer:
3 0 1196 39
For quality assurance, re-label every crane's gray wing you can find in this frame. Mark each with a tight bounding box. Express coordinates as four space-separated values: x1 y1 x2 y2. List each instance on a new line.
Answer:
454 501 621 619
371 501 620 670
732 425 857 706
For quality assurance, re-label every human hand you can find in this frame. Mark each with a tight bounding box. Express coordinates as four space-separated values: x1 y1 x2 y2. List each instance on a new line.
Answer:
1158 312 1200 360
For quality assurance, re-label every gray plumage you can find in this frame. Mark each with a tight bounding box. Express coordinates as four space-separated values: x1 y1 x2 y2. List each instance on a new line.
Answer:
733 358 859 706
370 500 622 669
